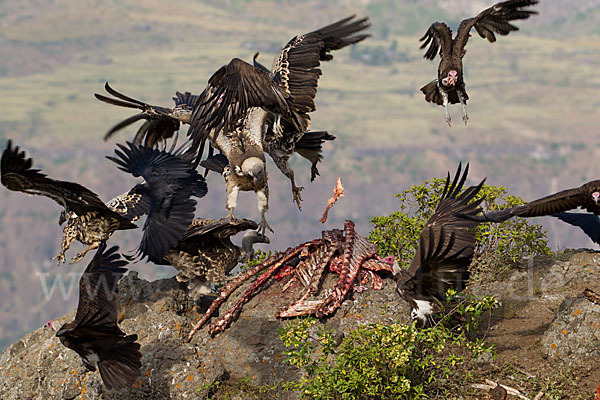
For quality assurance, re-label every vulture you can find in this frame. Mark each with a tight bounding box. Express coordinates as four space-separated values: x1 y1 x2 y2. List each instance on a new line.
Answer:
461 180 600 223
459 180 600 244
107 142 208 263
157 218 270 299
419 0 538 126
187 15 370 233
0 140 147 264
56 243 142 391
394 163 485 326
95 83 200 148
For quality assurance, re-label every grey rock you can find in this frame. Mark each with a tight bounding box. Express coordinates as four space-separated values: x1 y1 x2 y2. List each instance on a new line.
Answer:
0 268 406 399
541 296 600 365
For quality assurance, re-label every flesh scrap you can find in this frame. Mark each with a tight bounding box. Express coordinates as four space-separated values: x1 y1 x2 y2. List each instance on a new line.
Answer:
320 177 345 223
187 220 393 340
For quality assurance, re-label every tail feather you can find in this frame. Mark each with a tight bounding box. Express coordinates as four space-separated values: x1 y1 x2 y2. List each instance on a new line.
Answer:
295 131 335 181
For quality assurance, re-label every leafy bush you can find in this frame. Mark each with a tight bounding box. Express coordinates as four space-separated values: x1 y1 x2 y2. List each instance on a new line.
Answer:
368 176 552 276
280 294 499 400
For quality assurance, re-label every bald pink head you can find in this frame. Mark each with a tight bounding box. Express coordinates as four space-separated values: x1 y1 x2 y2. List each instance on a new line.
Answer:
592 192 600 204
442 70 458 87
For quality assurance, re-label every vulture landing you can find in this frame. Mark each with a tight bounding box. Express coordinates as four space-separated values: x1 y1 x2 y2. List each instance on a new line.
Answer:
394 163 485 326
419 0 538 126
0 140 148 264
188 15 370 234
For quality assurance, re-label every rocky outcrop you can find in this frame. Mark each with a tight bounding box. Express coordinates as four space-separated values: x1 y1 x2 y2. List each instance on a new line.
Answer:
0 268 408 399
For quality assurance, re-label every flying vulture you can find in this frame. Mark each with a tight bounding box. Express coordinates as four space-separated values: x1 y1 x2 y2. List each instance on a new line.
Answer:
459 179 600 244
0 140 147 264
107 141 208 263
56 243 142 391
158 218 270 299
461 180 600 223
394 163 485 326
419 0 538 126
95 82 200 148
187 15 370 233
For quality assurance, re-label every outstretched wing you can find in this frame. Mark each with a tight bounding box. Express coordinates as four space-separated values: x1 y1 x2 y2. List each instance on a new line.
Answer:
73 242 128 328
553 212 600 245
188 16 370 157
107 142 206 262
188 60 289 147
453 0 538 62
419 22 453 60
270 15 370 129
405 163 485 300
96 83 198 147
463 185 590 223
1 140 112 217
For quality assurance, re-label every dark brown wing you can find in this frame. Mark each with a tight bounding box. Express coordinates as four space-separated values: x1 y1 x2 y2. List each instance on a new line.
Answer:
404 163 484 300
188 59 290 147
181 218 258 242
419 22 453 61
74 242 128 326
453 0 538 64
0 140 119 219
96 83 198 147
466 183 594 223
271 15 370 130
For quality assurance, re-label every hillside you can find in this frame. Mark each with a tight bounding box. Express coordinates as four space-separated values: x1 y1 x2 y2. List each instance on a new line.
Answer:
1 0 600 350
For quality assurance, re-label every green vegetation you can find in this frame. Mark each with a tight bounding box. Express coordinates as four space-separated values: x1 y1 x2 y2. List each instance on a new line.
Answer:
279 293 499 399
368 174 552 278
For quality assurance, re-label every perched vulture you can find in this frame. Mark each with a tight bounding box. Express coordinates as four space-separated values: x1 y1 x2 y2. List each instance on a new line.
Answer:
0 140 147 264
419 0 538 126
460 180 600 245
56 243 142 391
107 142 208 263
158 218 270 299
394 163 485 326
95 82 201 148
187 15 370 233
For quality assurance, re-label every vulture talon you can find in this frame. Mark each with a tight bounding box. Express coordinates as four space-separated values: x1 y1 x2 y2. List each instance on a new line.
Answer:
52 253 66 265
258 218 274 235
293 186 304 210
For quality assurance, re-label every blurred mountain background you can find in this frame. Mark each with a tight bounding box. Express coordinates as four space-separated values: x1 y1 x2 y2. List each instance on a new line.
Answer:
1 0 599 350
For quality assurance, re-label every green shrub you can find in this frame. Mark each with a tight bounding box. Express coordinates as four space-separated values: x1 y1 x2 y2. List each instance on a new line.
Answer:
279 294 498 399
368 176 552 276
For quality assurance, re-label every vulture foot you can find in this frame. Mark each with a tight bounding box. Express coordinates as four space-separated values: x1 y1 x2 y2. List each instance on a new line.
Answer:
445 110 452 127
70 244 99 264
52 252 66 266
462 109 468 125
258 217 274 235
293 185 304 210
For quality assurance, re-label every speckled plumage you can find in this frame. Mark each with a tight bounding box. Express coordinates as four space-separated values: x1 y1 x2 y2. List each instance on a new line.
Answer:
0 140 141 264
161 218 268 285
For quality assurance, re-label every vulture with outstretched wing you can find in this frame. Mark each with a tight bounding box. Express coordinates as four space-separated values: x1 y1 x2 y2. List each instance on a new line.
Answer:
395 163 485 326
187 16 370 233
107 142 208 263
461 180 600 223
0 140 146 264
459 180 600 245
158 218 270 299
56 243 142 391
95 82 201 148
419 0 538 126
